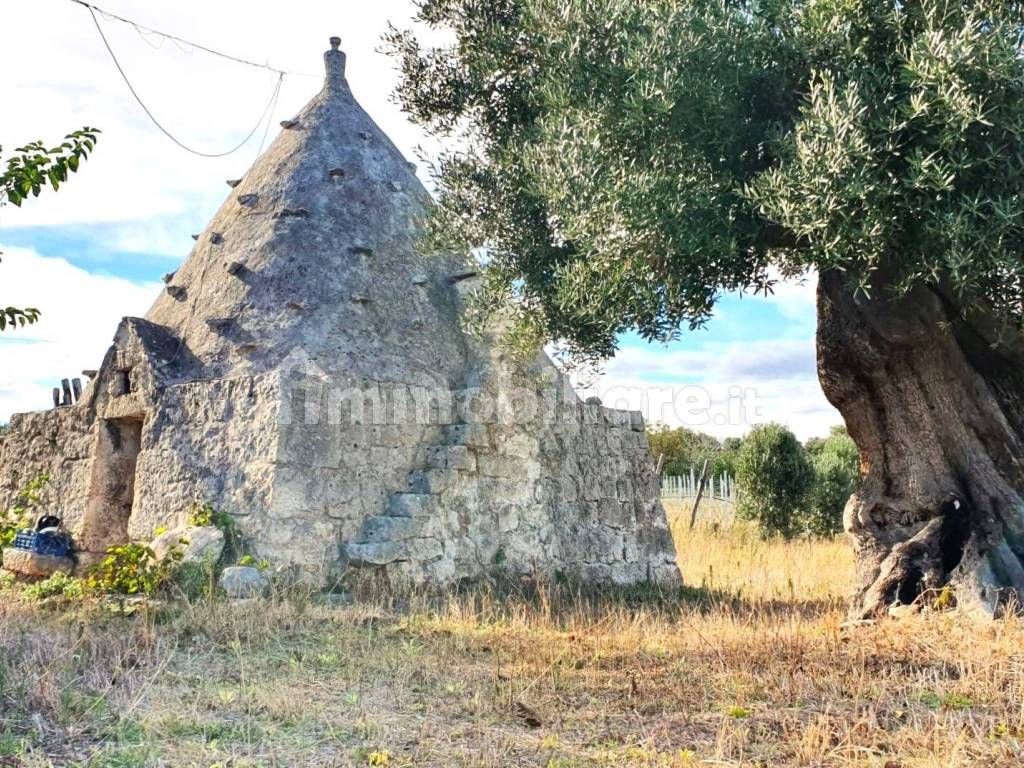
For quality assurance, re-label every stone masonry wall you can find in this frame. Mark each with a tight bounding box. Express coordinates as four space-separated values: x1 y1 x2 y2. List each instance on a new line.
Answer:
344 382 681 587
0 407 96 536
550 403 679 585
126 374 283 542
263 376 449 578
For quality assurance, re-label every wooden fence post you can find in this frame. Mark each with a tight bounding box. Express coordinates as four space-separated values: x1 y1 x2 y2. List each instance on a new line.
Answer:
689 459 710 530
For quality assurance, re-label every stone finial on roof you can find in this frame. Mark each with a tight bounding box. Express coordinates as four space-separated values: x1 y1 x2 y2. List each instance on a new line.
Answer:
324 36 346 84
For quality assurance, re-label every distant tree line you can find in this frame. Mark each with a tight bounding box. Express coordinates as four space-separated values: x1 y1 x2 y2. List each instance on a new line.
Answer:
649 423 858 539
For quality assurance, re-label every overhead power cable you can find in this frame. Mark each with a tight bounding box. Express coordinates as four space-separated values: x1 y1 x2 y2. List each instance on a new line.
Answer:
81 3 287 158
70 0 315 77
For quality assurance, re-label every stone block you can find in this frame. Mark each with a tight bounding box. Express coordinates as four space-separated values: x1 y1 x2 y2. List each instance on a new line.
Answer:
358 515 422 543
580 471 602 502
407 469 455 495
387 493 436 518
578 562 613 583
581 403 605 424
559 475 579 502
405 537 444 561
598 498 634 529
616 478 635 502
443 423 490 448
324 500 362 522
378 424 422 448
2 548 74 578
151 525 225 564
581 527 624 564
346 541 404 566
604 409 630 429
531 478 560 506
497 503 521 533
636 522 676 556
425 556 457 582
477 455 518 478
427 445 475 471
219 566 271 598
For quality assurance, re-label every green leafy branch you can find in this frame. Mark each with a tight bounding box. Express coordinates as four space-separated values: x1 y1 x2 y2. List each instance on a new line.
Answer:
1 128 100 332
0 306 39 331
0 128 100 207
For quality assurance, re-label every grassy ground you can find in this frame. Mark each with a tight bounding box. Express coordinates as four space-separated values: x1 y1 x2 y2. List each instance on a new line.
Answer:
2 505 1024 767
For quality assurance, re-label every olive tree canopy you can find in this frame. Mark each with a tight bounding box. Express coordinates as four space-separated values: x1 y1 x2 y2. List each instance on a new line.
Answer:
391 1 1024 616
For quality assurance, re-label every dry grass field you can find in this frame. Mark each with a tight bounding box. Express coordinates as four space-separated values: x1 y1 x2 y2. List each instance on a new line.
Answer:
2 502 1023 767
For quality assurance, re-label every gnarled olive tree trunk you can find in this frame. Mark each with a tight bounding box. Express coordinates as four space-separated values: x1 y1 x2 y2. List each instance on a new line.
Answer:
817 269 1024 618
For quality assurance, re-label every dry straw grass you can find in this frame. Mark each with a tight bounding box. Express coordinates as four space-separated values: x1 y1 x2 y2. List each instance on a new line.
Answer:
2 509 1023 767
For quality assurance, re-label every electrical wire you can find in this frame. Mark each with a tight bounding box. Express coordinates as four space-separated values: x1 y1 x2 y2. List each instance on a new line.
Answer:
255 76 284 159
70 0 315 77
85 5 285 158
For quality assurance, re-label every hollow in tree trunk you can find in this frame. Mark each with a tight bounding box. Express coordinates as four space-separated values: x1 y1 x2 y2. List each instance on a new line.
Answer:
817 269 1024 618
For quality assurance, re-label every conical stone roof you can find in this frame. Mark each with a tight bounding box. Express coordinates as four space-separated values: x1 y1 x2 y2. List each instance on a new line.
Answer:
146 39 470 387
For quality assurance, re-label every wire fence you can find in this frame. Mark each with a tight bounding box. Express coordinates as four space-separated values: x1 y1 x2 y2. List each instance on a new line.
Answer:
660 470 737 503
660 469 738 527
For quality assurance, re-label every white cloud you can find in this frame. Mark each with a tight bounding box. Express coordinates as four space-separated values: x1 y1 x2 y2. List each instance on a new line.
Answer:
572 274 842 442
0 245 159 419
577 362 839 442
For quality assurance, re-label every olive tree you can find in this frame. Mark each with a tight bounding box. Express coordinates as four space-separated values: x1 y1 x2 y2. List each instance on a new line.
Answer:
806 427 860 538
390 1 1024 615
1 129 99 330
735 424 813 539
647 425 727 477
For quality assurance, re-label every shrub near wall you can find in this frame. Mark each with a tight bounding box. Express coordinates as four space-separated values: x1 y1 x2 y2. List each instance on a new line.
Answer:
736 424 813 539
806 427 859 537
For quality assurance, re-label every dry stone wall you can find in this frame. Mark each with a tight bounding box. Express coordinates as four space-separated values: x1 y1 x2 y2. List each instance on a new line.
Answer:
127 374 283 541
0 407 95 535
345 381 680 587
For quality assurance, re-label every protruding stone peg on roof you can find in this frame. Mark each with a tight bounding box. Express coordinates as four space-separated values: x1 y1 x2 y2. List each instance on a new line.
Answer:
328 168 346 179
350 245 373 257
191 234 200 241
210 232 225 245
390 181 403 192
166 285 187 301
280 119 300 129
162 271 176 284
238 194 258 207
448 270 479 285
82 369 98 380
227 179 242 188
286 301 304 311
412 274 429 286
358 131 372 140
205 317 234 334
351 294 371 304
226 261 244 276
274 208 309 219
407 162 417 172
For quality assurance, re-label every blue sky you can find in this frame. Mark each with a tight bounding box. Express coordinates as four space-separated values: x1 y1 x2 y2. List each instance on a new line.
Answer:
0 0 840 439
